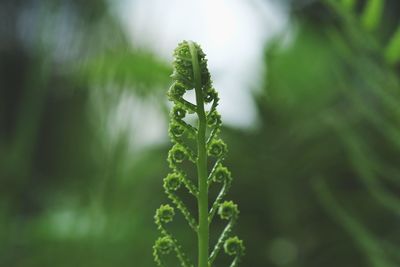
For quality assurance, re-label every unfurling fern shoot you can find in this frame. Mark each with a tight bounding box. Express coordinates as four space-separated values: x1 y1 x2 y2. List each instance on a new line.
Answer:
153 41 245 267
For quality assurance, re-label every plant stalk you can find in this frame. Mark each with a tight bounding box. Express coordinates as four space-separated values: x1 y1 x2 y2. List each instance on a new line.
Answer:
189 41 209 267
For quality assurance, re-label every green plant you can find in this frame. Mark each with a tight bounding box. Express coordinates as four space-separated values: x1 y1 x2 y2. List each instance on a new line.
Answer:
153 41 244 267
324 0 400 65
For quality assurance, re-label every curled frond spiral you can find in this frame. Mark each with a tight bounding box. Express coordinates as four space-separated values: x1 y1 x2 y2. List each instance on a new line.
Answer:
154 40 244 267
153 206 193 267
164 173 182 191
208 139 228 158
218 201 239 220
155 236 174 255
224 237 245 267
213 165 232 184
155 204 175 224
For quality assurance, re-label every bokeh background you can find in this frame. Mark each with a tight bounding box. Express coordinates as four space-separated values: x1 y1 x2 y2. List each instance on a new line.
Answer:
1 0 400 266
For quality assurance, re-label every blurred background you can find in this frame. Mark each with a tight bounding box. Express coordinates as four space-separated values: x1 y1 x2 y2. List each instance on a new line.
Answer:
1 0 400 266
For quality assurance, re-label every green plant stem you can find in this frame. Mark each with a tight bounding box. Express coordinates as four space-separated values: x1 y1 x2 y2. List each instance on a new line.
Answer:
189 41 209 267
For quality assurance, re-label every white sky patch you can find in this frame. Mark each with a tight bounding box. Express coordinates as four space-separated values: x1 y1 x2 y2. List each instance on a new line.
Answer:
107 91 167 149
114 0 289 129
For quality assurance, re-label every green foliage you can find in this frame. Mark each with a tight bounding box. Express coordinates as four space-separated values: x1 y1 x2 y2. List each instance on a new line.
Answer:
153 41 244 267
361 0 384 31
341 0 356 10
265 1 400 266
3 1 400 267
79 50 171 96
385 25 400 64
326 0 400 65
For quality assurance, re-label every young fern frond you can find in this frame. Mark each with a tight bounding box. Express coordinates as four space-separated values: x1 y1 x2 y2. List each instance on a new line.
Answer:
154 205 193 267
153 41 245 267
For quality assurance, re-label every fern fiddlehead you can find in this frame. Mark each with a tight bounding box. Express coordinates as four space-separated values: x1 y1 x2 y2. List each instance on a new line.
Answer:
153 41 245 267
